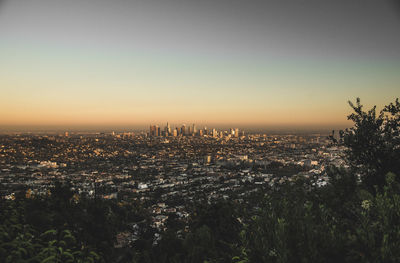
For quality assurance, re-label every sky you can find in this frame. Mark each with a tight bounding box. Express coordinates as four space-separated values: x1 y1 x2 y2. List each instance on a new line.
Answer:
0 0 399 131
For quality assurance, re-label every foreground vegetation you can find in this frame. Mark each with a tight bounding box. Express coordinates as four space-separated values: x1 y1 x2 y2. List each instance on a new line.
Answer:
1 98 399 262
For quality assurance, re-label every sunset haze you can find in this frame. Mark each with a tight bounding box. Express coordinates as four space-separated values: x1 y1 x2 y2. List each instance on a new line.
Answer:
1 0 399 131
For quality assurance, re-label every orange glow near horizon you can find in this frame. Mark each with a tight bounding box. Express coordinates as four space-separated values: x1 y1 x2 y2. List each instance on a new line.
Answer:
0 62 398 130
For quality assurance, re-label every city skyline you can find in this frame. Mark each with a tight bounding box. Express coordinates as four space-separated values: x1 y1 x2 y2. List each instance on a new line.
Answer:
148 122 242 138
1 0 400 131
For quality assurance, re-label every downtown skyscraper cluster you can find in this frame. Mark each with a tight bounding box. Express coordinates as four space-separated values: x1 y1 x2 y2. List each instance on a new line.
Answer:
149 123 242 138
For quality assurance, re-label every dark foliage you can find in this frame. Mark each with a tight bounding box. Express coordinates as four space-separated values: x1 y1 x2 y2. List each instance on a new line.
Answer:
340 98 400 191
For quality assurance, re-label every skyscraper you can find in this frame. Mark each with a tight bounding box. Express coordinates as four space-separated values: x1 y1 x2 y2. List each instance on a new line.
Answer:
192 124 196 135
164 123 170 136
212 128 217 137
156 125 160 137
149 125 156 137
181 124 186 136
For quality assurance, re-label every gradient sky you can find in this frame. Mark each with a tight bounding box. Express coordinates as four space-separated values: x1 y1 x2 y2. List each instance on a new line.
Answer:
0 0 399 131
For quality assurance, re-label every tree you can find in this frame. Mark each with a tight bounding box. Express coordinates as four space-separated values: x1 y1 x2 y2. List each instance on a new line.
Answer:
340 98 400 191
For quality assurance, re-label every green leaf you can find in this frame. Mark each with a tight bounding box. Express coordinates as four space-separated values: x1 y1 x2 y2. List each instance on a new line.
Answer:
41 255 56 263
62 230 72 236
41 230 57 239
58 240 67 248
48 240 57 247
62 251 74 261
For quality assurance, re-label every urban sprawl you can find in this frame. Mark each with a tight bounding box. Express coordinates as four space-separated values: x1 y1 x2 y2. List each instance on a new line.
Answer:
0 124 345 247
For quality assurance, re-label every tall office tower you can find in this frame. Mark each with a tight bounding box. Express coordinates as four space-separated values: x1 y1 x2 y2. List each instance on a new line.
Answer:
150 125 156 137
199 129 203 137
173 129 178 137
235 128 239 138
192 124 196 135
212 128 217 137
181 124 186 136
164 123 169 136
156 125 160 137
167 122 171 135
204 127 208 135
188 125 192 135
230 128 234 136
